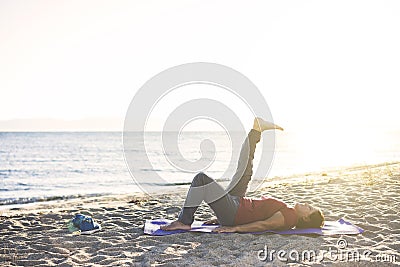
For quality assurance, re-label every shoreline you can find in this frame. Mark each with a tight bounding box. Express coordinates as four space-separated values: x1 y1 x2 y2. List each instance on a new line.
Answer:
1 160 398 209
1 161 399 266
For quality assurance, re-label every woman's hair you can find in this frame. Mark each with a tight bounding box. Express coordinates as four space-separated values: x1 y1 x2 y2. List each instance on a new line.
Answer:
296 209 324 229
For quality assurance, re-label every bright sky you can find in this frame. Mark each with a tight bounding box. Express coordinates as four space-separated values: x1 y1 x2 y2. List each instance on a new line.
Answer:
1 0 399 131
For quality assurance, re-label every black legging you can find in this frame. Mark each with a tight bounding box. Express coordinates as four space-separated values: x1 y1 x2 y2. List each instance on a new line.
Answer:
178 129 261 226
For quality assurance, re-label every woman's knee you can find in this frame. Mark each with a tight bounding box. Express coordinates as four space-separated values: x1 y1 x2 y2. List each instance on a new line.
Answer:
192 172 213 186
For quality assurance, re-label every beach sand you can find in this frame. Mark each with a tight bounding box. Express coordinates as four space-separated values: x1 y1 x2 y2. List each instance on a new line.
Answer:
1 162 399 266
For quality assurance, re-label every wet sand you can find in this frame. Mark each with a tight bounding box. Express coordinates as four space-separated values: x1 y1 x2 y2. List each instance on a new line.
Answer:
1 162 399 266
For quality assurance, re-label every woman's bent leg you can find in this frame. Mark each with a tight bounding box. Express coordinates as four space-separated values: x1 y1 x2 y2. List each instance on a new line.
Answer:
178 172 239 226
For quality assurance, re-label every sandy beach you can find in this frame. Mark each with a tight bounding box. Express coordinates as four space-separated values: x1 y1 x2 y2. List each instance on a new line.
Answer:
1 162 399 266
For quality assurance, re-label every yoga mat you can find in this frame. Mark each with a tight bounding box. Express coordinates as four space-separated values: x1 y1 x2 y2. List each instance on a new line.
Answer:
144 218 364 236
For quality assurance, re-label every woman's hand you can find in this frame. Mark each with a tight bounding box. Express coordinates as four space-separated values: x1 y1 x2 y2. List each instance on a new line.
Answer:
204 218 219 225
212 226 238 233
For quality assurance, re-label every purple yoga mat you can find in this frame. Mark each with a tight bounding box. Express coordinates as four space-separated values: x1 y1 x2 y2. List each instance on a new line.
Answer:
144 218 364 236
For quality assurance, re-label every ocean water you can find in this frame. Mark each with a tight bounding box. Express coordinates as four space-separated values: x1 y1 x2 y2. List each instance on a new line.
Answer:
1 130 399 205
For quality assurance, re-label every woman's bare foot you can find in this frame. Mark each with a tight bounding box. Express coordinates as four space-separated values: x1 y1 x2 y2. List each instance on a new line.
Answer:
160 220 191 231
253 117 284 132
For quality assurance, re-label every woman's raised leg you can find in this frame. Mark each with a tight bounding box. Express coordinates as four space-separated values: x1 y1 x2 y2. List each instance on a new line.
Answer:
226 118 283 197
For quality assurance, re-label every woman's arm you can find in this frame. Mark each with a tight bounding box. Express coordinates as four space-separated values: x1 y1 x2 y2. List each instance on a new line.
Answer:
213 211 285 233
